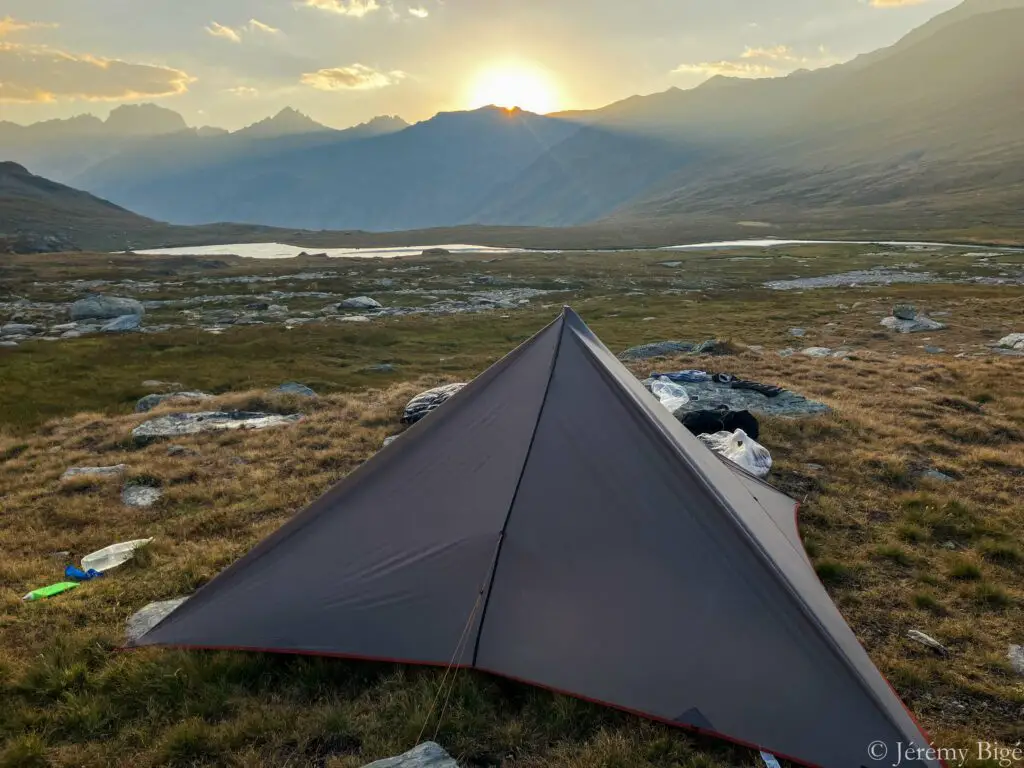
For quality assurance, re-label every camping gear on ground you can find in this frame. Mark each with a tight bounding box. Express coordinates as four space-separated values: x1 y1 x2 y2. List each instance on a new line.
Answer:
81 538 152 573
681 407 760 440
650 377 690 412
22 582 79 601
65 566 103 581
713 372 783 398
131 308 940 768
650 369 710 383
401 383 466 424
698 429 773 477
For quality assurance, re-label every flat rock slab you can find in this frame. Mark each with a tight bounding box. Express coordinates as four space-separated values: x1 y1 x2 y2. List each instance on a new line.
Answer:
136 392 212 413
340 296 383 309
1 323 39 336
132 411 301 444
101 314 142 333
125 597 188 643
61 464 127 480
643 378 830 418
274 382 317 397
880 316 946 333
361 742 459 768
122 485 163 508
71 295 145 321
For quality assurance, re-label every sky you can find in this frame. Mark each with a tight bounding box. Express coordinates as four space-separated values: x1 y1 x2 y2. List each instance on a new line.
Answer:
0 0 962 131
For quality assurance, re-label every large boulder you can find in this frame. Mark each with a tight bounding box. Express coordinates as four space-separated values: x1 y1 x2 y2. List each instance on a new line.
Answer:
996 333 1024 351
122 485 163 508
618 341 695 361
71 295 145 321
125 597 188 643
362 742 459 768
340 296 383 310
402 384 466 424
880 315 946 333
0 323 39 337
132 411 301 444
61 464 127 481
273 382 317 397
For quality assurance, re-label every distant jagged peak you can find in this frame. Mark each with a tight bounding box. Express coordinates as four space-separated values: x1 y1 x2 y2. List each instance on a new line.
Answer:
105 103 189 136
235 107 332 138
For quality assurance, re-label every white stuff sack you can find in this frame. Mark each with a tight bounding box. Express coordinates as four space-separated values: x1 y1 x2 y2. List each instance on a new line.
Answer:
698 429 772 477
650 377 690 413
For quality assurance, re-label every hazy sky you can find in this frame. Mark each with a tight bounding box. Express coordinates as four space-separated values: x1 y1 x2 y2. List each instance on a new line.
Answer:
0 0 961 130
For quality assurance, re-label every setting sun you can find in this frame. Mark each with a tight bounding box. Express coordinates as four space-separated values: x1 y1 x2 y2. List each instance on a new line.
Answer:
467 64 560 114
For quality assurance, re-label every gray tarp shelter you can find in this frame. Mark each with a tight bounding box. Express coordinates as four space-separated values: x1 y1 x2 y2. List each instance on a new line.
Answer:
134 307 940 768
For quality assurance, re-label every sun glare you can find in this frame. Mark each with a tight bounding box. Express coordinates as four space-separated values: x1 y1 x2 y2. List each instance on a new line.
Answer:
468 64 559 114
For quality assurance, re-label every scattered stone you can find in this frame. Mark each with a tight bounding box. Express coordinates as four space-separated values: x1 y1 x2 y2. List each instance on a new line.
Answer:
941 541 958 550
136 391 211 413
1 323 38 336
402 383 467 424
777 348 796 357
996 333 1024 351
893 304 917 320
61 464 127 481
880 315 946 334
340 296 383 310
0 340 17 348
71 295 144 321
924 346 944 354
266 304 289 316
919 469 954 483
126 598 188 643
361 742 459 768
802 347 834 358
618 341 695 361
804 463 825 471
274 382 317 397
789 328 806 337
166 445 197 457
1008 645 1024 677
907 630 948 656
382 435 401 448
101 314 142 333
659 261 682 268
340 315 371 323
122 485 163 508
132 411 301 444
60 330 82 339
246 302 270 311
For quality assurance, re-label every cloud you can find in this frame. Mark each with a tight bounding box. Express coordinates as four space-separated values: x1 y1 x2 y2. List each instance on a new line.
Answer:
247 19 281 34
0 42 193 102
302 0 381 17
205 21 241 42
301 63 405 90
408 6 429 18
226 85 259 96
673 60 778 78
869 0 930 6
741 45 796 62
0 16 57 37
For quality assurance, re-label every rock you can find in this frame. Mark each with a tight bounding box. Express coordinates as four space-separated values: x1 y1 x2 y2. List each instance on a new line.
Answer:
132 411 302 444
135 391 211 413
801 347 833 357
60 330 82 339
924 346 944 354
61 464 127 481
71 295 145 321
941 541 958 550
880 315 946 334
1 323 38 336
804 463 825 471
340 315 371 323
125 598 188 643
382 435 401 448
402 384 467 424
245 302 270 311
0 340 17 348
618 341 696 361
907 630 948 656
361 742 459 768
166 445 197 456
695 339 728 355
1008 645 1024 677
893 304 917 320
996 333 1024 350
642 377 829 418
789 328 806 337
101 314 142 332
421 248 451 256
266 304 289 316
340 296 383 310
919 469 954 483
659 261 682 268
777 348 796 357
122 485 163 508
273 382 317 397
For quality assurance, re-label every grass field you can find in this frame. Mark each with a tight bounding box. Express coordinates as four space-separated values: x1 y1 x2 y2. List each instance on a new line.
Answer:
1 246 1022 767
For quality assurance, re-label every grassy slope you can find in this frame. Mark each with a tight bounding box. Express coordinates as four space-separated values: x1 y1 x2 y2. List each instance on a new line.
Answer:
0 248 1023 767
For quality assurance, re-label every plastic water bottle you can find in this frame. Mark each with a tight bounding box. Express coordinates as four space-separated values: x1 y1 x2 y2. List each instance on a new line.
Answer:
80 538 153 573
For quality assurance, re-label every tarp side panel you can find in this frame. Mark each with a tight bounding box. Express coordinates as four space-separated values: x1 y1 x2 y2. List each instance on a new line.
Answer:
476 328 936 768
136 320 563 662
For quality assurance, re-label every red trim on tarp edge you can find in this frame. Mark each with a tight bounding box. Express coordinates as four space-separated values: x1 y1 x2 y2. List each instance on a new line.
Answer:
126 642 823 767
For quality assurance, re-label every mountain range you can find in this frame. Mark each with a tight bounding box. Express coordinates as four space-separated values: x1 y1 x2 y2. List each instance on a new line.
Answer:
2 0 1023 244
